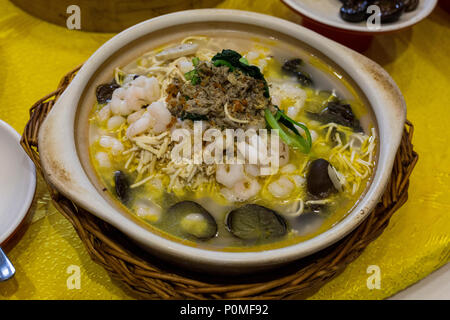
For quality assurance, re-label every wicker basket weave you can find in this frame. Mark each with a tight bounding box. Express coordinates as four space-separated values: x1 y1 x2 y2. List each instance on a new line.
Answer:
20 66 418 300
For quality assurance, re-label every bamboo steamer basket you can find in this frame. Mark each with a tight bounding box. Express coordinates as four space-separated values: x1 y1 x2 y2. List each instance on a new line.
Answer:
11 0 222 32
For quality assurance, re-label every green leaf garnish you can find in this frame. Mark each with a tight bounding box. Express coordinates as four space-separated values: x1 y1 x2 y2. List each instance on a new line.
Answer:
212 59 235 70
264 107 312 154
211 49 270 98
239 57 249 65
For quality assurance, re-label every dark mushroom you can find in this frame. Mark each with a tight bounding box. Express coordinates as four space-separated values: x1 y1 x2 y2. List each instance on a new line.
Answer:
96 80 120 104
340 0 371 23
372 0 405 23
164 201 217 241
226 204 287 241
114 171 130 203
282 59 313 87
306 159 337 199
307 101 363 132
403 0 419 12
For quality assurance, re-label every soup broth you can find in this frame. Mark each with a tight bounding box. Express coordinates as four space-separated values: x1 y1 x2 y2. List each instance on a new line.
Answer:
88 33 377 251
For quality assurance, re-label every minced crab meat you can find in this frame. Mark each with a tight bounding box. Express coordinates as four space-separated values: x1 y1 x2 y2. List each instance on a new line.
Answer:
165 61 274 129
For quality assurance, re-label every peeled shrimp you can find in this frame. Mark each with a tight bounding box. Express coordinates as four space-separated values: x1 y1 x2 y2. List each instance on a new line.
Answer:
287 105 300 118
135 200 162 222
232 178 261 201
279 82 306 100
95 151 111 168
109 87 129 116
126 101 172 138
271 95 281 107
244 164 261 177
147 101 173 134
266 136 289 168
237 133 270 165
270 81 307 111
215 164 244 189
246 51 260 61
258 59 268 72
281 163 297 174
127 109 146 124
132 76 160 103
109 76 160 116
126 113 152 138
97 105 111 122
99 136 124 155
221 177 261 202
268 176 294 198
292 175 306 187
107 115 125 130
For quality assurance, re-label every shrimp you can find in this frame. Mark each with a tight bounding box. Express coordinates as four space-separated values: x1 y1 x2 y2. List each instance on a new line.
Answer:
287 105 300 118
270 81 307 111
109 87 129 116
97 105 111 122
245 164 261 177
268 176 294 198
215 164 244 189
281 163 297 173
109 76 160 116
132 76 160 104
99 136 124 155
127 109 146 124
126 101 172 138
126 113 152 138
147 101 173 134
292 175 306 187
279 82 306 100
271 95 281 107
266 137 289 169
95 151 111 168
107 115 125 130
135 200 162 223
232 178 261 201
125 86 147 113
246 51 260 61
237 133 270 165
258 59 268 72
221 177 261 202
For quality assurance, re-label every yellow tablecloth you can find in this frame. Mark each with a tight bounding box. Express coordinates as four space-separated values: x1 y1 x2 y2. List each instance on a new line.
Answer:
0 0 449 300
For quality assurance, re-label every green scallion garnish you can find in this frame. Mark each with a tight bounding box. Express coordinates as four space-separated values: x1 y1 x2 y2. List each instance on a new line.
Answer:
264 107 312 154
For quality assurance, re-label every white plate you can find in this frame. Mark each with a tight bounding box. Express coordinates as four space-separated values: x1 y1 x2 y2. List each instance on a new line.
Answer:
0 120 36 245
282 0 437 33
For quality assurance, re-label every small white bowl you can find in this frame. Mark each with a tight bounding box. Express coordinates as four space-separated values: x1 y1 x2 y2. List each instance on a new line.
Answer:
0 120 36 246
38 9 406 274
282 0 437 33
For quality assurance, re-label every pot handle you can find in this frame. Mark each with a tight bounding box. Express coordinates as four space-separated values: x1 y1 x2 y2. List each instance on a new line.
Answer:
20 65 82 182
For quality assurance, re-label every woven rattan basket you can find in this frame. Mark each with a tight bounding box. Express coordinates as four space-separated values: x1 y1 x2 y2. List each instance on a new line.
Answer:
20 66 418 300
